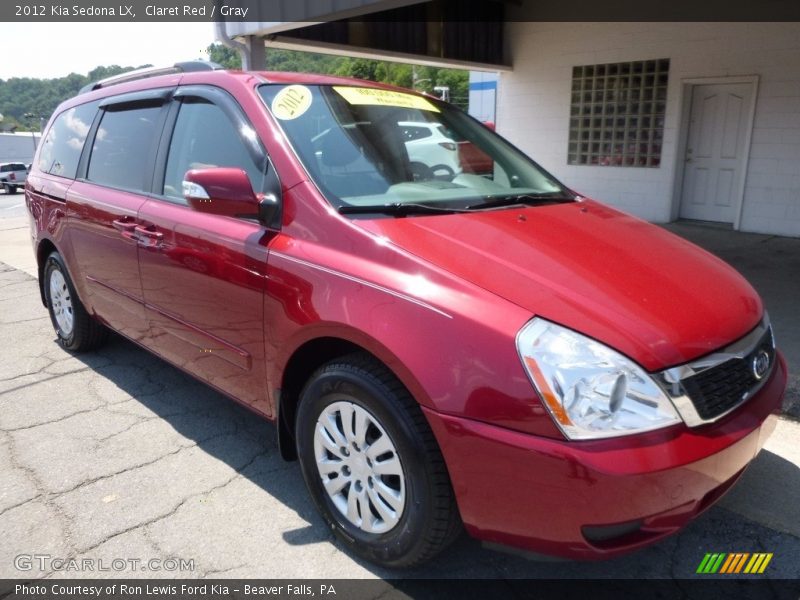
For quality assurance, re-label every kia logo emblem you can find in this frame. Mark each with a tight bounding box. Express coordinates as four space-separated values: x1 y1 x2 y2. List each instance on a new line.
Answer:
752 350 771 381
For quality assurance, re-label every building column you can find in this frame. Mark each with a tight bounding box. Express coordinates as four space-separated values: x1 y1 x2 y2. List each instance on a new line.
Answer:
243 35 266 71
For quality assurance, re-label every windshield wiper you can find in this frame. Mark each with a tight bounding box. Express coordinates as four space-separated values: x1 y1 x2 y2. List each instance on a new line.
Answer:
338 194 573 216
338 203 470 216
467 192 574 211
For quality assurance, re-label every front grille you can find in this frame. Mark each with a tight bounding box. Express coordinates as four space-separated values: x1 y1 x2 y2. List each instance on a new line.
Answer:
681 328 775 420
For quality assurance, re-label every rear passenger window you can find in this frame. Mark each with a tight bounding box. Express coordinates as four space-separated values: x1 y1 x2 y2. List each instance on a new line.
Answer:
36 101 99 179
162 99 262 201
401 126 432 141
87 105 161 191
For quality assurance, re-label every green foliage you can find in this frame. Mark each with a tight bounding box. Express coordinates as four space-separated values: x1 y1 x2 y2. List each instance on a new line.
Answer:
206 44 241 69
205 43 469 109
0 45 470 132
0 65 148 131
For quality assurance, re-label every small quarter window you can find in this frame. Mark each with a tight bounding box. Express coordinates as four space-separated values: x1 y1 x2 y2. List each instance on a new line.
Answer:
401 126 433 141
36 101 99 179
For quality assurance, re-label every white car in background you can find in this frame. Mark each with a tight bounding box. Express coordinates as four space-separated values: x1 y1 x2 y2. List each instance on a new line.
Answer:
0 162 27 194
398 121 461 179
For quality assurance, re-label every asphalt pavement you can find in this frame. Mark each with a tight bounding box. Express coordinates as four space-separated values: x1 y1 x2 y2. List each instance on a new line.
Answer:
1 190 798 579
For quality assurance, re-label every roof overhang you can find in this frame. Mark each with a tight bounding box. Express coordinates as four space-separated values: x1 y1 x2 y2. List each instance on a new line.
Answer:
222 0 429 38
220 0 509 71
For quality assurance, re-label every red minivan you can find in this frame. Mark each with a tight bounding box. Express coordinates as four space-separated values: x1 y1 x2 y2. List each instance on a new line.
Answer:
26 62 786 568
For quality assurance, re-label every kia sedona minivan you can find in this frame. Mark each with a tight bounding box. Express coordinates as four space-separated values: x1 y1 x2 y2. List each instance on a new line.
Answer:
26 62 786 568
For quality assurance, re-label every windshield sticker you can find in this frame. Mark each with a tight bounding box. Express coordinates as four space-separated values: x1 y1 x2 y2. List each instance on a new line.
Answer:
334 86 440 113
271 85 313 120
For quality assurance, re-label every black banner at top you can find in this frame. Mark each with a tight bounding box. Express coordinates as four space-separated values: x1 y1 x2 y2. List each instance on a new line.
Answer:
2 0 800 22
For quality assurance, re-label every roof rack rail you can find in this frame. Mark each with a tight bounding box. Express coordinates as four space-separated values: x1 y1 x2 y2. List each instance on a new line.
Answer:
79 61 224 94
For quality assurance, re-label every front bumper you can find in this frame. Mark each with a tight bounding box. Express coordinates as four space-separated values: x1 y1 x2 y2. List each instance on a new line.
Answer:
424 352 786 559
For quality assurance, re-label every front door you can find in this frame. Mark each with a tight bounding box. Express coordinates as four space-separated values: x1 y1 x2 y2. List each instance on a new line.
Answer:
137 90 274 416
679 82 754 224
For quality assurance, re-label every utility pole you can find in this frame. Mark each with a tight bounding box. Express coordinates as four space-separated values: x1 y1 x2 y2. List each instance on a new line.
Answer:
412 65 432 92
23 113 40 152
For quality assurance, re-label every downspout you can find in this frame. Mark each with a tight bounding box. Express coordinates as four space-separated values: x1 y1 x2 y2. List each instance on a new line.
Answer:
214 20 255 70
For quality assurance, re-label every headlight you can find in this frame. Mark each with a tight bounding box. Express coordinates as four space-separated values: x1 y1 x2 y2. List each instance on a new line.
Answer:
517 318 682 440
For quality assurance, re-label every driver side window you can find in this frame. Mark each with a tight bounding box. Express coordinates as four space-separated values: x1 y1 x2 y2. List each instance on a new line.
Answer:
162 99 261 202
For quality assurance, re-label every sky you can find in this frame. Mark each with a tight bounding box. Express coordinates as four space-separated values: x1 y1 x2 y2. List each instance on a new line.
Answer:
0 22 217 80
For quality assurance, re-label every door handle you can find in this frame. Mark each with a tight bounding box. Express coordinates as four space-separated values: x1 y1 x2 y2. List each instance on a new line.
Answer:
112 218 137 232
133 225 164 250
112 217 138 241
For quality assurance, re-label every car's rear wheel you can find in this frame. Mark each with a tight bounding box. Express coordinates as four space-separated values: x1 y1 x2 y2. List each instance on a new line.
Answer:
295 353 461 568
429 164 455 180
43 251 108 351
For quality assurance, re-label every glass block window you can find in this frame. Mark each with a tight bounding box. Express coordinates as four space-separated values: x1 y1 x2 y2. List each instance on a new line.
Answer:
568 58 669 168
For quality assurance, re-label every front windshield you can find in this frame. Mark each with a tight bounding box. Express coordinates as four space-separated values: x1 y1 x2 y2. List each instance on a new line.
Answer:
258 84 573 213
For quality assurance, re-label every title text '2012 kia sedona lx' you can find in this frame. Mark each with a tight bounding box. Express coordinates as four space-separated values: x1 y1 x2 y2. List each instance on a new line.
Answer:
25 62 786 568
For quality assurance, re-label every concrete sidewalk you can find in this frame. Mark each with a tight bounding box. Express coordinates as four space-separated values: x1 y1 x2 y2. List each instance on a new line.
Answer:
0 193 36 277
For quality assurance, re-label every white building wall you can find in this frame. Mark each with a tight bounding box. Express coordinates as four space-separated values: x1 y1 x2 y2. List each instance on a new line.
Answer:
0 132 41 164
468 71 498 123
496 22 800 236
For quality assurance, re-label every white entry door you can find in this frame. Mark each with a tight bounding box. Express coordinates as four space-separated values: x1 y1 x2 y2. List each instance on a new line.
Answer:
679 83 755 224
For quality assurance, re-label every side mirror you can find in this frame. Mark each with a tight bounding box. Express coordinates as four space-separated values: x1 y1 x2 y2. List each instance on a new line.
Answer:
183 168 259 219
482 121 496 132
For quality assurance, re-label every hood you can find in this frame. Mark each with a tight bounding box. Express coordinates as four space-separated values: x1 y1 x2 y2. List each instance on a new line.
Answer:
355 200 762 371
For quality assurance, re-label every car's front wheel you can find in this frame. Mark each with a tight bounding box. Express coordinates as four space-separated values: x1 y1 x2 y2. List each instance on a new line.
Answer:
43 251 108 351
295 353 461 568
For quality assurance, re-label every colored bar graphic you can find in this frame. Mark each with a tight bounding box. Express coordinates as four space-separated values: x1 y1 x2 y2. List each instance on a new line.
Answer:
711 553 726 573
744 553 774 574
720 553 749 573
719 554 736 573
734 553 749 573
698 552 773 574
759 554 773 573
697 553 726 573
696 553 714 573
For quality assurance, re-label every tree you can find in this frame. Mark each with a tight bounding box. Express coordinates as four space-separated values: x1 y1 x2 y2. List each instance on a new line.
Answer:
204 43 468 108
0 47 471 132
0 65 146 130
205 43 242 69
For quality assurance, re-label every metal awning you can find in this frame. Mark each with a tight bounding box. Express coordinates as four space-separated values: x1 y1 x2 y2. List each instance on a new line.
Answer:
219 0 509 71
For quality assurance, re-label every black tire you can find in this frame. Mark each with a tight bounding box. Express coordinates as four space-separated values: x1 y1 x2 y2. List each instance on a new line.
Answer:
409 162 455 182
9 185 18 194
296 353 461 568
43 251 108 352
429 164 455 180
409 161 434 181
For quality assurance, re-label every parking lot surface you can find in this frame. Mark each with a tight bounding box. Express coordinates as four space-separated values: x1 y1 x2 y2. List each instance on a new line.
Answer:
1 192 799 579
